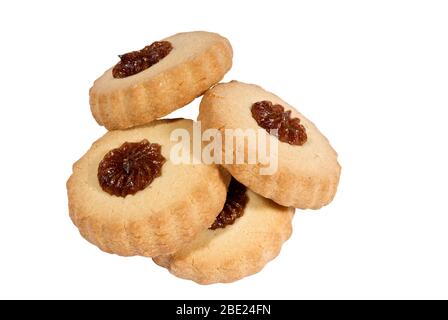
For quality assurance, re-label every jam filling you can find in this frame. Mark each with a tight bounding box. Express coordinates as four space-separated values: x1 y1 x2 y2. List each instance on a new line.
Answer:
112 41 173 78
210 178 248 230
98 140 165 197
251 100 307 146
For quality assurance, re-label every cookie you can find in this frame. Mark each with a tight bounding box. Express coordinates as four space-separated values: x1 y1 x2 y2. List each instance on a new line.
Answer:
153 178 294 284
198 81 341 209
90 31 233 130
67 119 229 257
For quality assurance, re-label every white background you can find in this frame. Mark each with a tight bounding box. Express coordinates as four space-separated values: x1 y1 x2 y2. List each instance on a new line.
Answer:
0 0 447 299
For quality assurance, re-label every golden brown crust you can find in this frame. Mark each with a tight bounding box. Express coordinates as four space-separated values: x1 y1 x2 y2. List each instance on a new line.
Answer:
90 32 233 130
153 190 294 284
67 119 229 257
198 81 341 209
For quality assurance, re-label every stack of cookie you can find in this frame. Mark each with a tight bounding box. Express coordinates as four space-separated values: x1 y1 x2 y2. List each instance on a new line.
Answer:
67 31 341 284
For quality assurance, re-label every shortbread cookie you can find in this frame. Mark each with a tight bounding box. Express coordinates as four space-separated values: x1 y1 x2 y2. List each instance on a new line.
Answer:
198 81 341 209
90 31 233 130
67 119 229 257
153 179 294 284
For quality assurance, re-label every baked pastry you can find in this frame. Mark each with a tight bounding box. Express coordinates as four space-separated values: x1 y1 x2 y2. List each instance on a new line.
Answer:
153 178 294 284
67 119 229 257
198 81 341 209
90 31 233 130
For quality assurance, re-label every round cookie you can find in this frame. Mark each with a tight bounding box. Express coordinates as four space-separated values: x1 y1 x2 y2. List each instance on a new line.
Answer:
90 31 233 130
153 179 294 284
198 81 341 209
67 119 229 257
